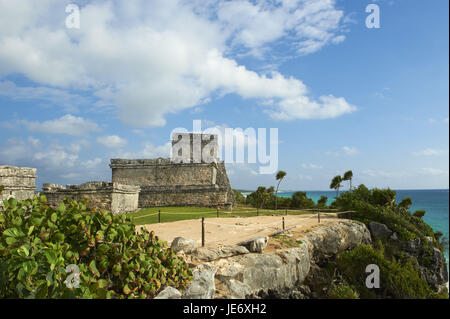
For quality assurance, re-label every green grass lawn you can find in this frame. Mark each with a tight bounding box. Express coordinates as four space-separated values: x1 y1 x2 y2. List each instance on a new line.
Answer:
128 205 313 225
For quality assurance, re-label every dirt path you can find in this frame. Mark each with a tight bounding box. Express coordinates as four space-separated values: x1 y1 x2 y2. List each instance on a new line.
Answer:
137 213 341 247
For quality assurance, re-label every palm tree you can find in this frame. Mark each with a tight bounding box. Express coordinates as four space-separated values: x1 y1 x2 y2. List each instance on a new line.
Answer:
275 170 286 210
343 170 353 190
330 175 342 198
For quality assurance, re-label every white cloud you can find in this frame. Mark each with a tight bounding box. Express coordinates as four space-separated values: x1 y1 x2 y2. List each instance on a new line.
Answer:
0 80 88 112
115 142 172 159
0 137 78 169
342 146 358 155
20 114 100 136
96 135 128 148
325 146 358 156
301 163 322 169
0 136 108 184
421 168 449 176
81 158 103 169
298 174 313 180
0 0 355 127
413 148 446 156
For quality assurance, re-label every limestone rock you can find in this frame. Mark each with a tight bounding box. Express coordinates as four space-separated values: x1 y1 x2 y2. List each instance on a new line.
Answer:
191 245 249 262
368 222 393 241
214 242 311 299
304 220 372 262
419 247 449 290
171 237 198 253
154 286 182 299
237 236 269 253
182 264 217 299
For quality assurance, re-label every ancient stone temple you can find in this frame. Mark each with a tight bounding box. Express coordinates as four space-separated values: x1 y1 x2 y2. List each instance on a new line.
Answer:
42 182 140 215
110 133 235 208
0 165 37 202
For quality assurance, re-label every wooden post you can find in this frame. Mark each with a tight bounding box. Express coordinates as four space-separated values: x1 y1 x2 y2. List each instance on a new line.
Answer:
158 210 161 223
318 211 320 223
282 217 285 230
201 217 205 247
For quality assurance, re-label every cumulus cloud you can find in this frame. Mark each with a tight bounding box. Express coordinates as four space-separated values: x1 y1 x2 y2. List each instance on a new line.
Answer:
0 0 355 127
421 168 449 176
413 148 447 156
342 146 358 155
0 81 88 112
96 135 128 148
0 136 108 185
20 114 100 136
301 163 322 169
325 146 358 157
114 142 172 159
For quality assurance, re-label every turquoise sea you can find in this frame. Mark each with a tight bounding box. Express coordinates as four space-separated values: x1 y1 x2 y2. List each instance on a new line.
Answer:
241 189 449 268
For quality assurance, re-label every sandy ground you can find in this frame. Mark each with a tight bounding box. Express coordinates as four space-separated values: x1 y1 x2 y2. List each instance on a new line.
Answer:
137 213 341 247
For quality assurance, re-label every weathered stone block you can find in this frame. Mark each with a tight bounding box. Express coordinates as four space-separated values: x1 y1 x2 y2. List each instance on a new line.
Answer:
0 165 37 202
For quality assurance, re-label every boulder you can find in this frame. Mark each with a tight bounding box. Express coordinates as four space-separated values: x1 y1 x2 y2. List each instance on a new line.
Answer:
182 264 217 299
214 242 311 299
191 245 250 262
368 222 393 241
154 286 182 299
237 236 269 253
171 237 197 253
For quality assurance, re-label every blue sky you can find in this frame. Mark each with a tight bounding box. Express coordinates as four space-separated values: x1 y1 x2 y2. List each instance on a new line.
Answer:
0 0 448 191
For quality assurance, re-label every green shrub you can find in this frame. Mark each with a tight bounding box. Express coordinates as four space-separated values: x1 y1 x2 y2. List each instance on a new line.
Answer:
291 191 315 209
0 196 192 299
336 244 436 299
232 190 246 205
328 282 359 299
317 196 328 208
413 210 426 219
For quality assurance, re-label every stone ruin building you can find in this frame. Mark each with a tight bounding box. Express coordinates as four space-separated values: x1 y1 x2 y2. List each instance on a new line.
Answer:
1 133 235 214
110 133 235 209
42 182 140 215
0 165 37 202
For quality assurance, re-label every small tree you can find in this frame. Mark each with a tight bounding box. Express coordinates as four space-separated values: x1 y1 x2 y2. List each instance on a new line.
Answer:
413 210 426 219
330 175 343 198
275 170 286 210
317 196 328 208
343 170 353 190
399 197 412 210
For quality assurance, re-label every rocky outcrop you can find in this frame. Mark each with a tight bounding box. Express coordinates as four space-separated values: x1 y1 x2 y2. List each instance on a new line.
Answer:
182 264 217 299
237 236 269 253
368 222 393 241
191 246 249 262
171 237 198 253
154 286 182 299
367 222 449 292
180 220 371 299
214 243 310 298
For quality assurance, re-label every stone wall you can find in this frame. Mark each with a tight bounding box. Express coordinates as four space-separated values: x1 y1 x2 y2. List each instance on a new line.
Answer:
0 165 37 202
138 185 229 208
42 182 140 215
110 159 217 187
110 158 235 208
